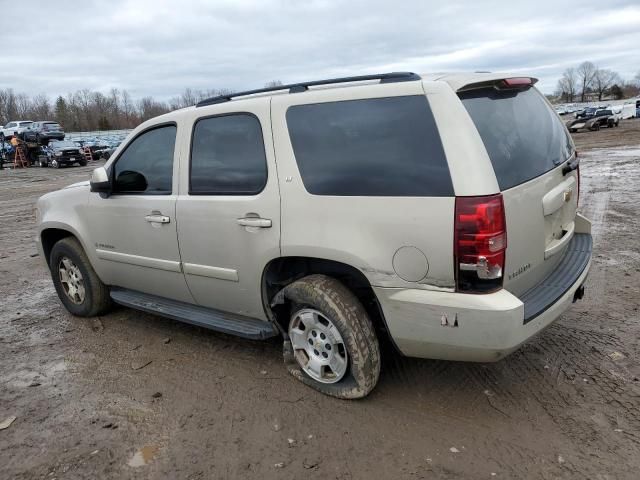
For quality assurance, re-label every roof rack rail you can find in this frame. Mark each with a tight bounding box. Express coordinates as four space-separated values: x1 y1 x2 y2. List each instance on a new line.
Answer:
196 72 421 107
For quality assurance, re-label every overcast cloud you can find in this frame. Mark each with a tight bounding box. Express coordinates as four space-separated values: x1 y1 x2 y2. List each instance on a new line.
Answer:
2 0 639 99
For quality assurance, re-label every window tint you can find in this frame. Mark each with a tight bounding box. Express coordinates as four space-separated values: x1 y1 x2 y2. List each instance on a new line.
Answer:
460 87 573 190
190 114 267 195
286 96 453 196
113 125 176 194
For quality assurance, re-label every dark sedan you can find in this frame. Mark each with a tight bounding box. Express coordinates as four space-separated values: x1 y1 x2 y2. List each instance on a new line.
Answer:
566 109 617 132
23 121 65 144
41 140 87 168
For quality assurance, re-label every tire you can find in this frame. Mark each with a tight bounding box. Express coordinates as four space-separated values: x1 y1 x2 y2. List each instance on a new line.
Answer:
79 161 87 167
49 237 111 317
592 123 600 131
52 159 60 168
39 158 48 168
281 274 380 399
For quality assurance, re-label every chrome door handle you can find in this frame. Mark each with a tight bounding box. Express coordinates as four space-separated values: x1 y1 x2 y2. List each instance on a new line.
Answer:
236 217 272 228
145 214 170 224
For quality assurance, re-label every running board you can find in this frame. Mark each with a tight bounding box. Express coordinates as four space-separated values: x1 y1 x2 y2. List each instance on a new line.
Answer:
110 288 278 340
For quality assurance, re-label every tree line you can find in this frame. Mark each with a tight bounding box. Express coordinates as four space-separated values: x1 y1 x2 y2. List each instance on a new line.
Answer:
0 87 235 132
555 62 640 103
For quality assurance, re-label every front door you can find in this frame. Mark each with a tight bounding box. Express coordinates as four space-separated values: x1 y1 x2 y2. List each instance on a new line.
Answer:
86 123 193 303
176 99 281 319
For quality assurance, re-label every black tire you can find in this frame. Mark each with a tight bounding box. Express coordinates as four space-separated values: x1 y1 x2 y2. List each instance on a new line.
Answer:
592 123 600 131
49 237 111 317
79 161 87 167
281 274 380 399
39 158 48 168
569 128 577 133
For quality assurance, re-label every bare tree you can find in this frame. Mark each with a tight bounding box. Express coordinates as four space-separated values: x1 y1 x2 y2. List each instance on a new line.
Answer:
264 80 283 88
576 61 598 102
0 85 235 131
556 67 578 102
593 69 621 101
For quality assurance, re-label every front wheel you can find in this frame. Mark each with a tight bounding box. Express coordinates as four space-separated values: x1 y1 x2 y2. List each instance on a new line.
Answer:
282 275 380 399
591 123 600 131
49 237 111 317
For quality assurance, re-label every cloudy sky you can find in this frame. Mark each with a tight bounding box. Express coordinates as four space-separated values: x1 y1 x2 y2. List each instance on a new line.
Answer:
3 0 639 100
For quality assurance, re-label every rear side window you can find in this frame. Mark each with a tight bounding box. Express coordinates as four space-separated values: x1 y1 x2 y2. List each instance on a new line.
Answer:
459 87 573 190
190 114 267 195
113 125 176 194
286 96 453 196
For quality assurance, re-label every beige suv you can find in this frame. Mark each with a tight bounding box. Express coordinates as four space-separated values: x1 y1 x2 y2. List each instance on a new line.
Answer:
36 72 592 399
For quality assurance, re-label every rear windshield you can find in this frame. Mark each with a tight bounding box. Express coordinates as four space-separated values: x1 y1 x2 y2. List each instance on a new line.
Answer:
44 123 61 130
460 87 573 190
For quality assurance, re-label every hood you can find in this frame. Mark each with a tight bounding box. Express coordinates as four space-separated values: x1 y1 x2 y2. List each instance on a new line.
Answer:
64 180 90 189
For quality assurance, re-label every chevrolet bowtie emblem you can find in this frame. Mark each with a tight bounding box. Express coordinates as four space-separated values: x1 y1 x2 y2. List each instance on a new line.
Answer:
563 189 572 202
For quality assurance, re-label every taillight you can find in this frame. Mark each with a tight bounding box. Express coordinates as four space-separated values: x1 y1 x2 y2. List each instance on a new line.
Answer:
454 194 507 293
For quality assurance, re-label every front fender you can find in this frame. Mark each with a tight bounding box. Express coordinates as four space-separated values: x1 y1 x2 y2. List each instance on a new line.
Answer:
36 186 99 274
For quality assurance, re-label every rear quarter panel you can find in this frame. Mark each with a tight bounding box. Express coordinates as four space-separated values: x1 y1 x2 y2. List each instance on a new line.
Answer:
271 81 484 291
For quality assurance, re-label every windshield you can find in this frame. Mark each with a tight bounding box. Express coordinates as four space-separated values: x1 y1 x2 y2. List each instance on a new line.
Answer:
44 123 62 130
460 87 573 190
51 141 79 148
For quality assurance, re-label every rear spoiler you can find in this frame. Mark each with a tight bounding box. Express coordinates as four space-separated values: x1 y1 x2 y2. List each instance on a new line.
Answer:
426 73 539 93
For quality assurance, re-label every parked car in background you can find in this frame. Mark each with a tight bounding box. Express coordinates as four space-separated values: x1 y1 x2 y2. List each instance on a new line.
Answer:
567 108 617 132
41 140 87 168
23 121 65 144
35 72 591 399
0 120 34 140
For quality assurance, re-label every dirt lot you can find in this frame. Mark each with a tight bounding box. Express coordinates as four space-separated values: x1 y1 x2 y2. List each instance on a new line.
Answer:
1 120 640 480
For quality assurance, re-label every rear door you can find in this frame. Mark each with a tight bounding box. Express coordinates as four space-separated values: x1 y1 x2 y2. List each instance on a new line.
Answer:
459 85 578 296
175 98 281 319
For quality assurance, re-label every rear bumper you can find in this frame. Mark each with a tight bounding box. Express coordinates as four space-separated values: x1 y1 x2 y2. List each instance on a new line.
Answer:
375 233 592 362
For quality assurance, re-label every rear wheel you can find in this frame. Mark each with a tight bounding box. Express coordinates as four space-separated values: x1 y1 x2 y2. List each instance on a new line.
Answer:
282 274 380 399
39 158 48 168
592 123 600 131
50 237 111 317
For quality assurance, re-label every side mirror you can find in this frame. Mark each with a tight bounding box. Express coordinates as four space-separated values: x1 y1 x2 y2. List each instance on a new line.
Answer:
90 167 111 194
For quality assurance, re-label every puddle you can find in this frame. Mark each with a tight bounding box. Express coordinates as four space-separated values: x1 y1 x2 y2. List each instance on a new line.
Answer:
128 445 159 467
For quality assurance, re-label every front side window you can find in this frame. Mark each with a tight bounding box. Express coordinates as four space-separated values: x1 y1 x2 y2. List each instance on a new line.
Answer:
286 96 453 196
190 114 267 195
113 125 176 194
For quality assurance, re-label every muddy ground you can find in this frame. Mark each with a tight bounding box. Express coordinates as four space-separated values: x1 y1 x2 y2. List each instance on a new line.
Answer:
1 120 639 480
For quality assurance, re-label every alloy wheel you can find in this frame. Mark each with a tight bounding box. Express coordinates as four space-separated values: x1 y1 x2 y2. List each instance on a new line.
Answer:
289 308 349 384
58 257 86 304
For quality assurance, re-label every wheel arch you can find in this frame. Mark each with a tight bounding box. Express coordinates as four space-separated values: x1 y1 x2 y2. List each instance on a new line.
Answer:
261 256 398 350
40 227 77 268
